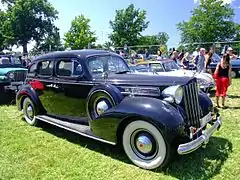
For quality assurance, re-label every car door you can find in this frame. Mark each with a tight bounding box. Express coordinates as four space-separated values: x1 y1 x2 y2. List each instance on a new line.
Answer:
27 59 57 115
52 57 93 120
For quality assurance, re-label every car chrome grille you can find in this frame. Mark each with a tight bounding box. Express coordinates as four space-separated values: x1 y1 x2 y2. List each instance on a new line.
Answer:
183 79 201 128
11 71 27 82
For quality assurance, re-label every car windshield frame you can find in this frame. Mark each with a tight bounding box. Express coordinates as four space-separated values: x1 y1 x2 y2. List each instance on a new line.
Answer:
86 55 130 77
0 55 22 66
162 61 180 72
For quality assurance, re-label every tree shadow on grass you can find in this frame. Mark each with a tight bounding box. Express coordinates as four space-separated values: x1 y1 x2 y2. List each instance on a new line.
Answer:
36 121 232 180
163 137 232 179
227 95 240 99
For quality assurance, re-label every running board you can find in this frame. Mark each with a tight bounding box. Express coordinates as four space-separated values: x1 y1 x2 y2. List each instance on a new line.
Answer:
36 115 116 145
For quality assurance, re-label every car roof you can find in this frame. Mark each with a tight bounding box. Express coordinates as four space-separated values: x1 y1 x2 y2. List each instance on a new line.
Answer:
136 59 173 65
33 49 121 62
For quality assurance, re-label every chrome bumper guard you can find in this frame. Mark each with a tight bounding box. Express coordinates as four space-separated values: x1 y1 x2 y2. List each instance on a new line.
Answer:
177 116 222 155
4 82 23 92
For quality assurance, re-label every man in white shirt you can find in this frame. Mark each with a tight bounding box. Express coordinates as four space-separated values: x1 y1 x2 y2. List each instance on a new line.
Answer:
227 47 238 60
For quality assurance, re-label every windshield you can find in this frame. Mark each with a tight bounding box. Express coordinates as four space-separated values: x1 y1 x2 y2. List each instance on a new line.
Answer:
135 64 150 72
150 63 164 72
0 56 22 65
162 61 180 72
87 55 130 76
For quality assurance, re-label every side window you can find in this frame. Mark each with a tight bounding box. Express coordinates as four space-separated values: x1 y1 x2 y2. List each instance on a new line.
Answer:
88 56 104 74
38 60 54 76
56 59 82 77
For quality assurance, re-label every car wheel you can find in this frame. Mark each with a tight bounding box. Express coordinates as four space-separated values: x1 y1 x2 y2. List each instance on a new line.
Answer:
231 71 237 78
87 90 116 120
122 120 171 170
23 97 38 126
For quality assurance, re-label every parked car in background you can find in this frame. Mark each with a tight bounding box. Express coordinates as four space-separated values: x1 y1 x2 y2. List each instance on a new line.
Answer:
16 49 221 170
132 60 215 92
0 55 27 101
210 54 240 78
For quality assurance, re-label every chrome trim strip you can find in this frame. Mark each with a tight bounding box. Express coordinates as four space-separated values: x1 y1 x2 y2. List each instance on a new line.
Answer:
177 116 222 155
36 115 116 145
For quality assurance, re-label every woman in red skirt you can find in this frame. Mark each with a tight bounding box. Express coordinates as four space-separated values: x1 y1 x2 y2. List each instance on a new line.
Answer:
214 54 232 108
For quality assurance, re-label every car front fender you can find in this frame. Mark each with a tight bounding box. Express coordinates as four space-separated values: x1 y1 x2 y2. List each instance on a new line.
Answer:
90 96 185 143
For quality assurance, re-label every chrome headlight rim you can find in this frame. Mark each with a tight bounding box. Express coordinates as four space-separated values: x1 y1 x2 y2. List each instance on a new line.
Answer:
8 72 15 79
162 85 184 104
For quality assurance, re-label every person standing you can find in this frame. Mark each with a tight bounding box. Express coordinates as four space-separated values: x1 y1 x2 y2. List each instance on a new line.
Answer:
171 51 179 63
214 54 232 109
227 47 238 60
205 49 213 74
181 52 190 69
194 48 206 73
145 49 149 60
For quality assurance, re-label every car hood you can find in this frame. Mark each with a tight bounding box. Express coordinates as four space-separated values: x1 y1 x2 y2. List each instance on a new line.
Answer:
134 70 214 82
93 72 194 86
0 67 27 76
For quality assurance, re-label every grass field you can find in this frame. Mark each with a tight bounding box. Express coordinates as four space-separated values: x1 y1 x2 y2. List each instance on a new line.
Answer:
0 79 240 180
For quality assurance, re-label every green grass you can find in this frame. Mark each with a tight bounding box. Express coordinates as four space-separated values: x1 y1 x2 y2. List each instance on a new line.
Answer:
0 79 240 180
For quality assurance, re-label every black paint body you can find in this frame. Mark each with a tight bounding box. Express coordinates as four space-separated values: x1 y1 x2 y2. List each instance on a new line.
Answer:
16 50 213 144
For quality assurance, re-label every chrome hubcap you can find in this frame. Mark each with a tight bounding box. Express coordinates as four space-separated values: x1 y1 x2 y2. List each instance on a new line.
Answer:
131 130 158 160
96 100 109 115
26 105 34 118
136 135 153 154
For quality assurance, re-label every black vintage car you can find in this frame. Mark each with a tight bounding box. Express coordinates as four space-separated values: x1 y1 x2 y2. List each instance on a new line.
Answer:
16 50 222 170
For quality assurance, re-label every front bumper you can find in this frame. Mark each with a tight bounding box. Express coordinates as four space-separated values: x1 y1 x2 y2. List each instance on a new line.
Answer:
4 81 24 92
177 115 222 155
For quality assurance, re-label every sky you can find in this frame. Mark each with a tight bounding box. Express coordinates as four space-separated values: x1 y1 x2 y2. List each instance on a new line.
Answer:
2 0 240 51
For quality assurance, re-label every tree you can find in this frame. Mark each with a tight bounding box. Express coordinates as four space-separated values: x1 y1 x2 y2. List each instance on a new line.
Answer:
91 44 103 49
103 41 113 50
2 0 58 54
109 4 149 47
64 15 96 50
137 32 169 54
33 27 63 52
0 11 5 50
138 32 169 46
177 0 237 47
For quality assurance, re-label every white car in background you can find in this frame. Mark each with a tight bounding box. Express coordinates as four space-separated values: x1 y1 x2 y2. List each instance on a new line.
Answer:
131 60 215 92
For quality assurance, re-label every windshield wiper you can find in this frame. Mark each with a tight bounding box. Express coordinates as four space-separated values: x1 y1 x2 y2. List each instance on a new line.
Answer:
115 70 130 74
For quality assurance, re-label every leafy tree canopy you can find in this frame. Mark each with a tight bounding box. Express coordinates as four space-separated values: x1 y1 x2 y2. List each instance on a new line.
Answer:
177 0 237 46
2 0 58 54
33 27 63 53
109 4 149 47
138 32 169 46
64 15 97 50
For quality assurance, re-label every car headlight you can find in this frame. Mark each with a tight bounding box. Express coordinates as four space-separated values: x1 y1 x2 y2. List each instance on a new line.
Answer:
162 85 183 104
8 72 15 79
121 86 161 97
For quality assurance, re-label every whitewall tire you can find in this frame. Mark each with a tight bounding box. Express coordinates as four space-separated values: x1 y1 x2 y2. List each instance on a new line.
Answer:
231 71 237 78
23 97 38 126
122 120 170 170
